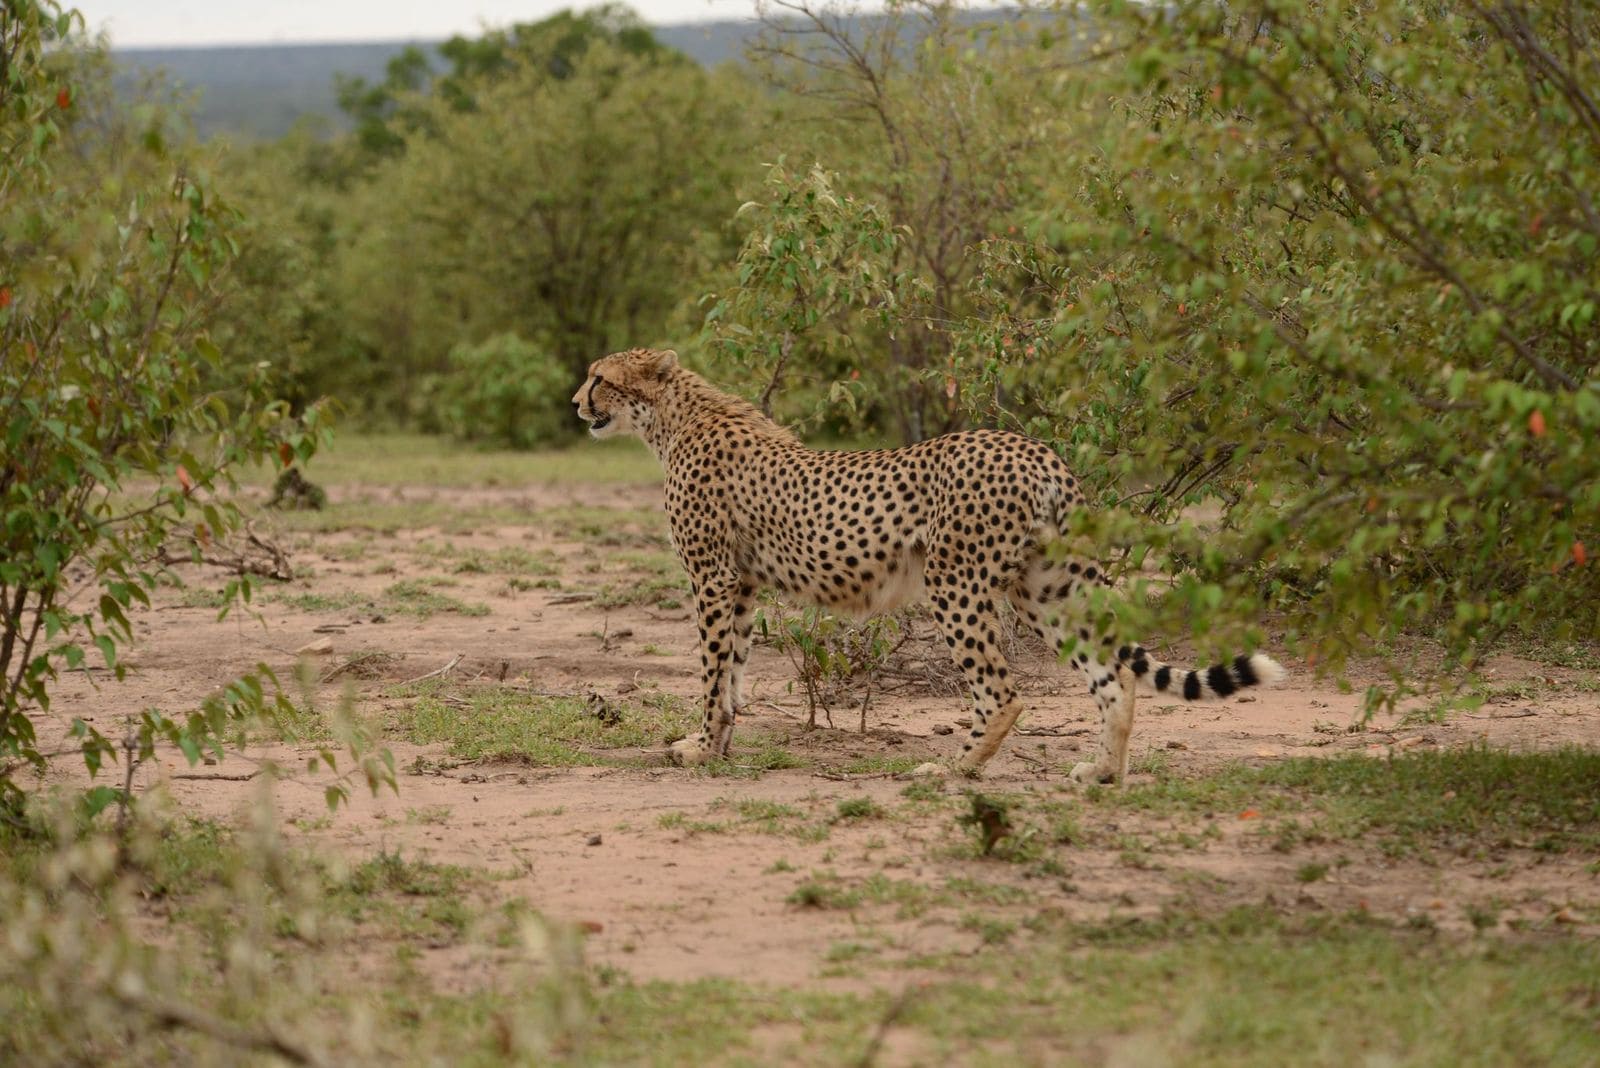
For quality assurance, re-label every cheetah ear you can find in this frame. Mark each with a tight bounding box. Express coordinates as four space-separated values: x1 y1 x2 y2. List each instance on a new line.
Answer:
650 349 678 376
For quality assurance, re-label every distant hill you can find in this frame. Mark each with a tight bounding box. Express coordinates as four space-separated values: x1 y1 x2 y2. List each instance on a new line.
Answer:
114 20 761 142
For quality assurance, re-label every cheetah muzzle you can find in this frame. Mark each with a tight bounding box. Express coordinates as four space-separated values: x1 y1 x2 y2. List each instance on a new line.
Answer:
572 348 1287 782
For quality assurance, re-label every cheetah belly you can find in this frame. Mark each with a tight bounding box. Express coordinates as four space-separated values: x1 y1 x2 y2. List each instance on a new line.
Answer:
827 546 927 621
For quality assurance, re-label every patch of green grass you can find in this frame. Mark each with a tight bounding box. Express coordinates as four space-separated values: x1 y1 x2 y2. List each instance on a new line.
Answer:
411 541 559 577
399 688 693 766
824 939 879 963
136 818 234 898
176 586 229 610
1295 861 1330 883
594 574 688 609
901 778 946 803
839 754 926 776
892 907 1600 1065
657 811 727 836
1096 747 1600 855
610 549 683 576
696 739 810 778
267 498 550 536
536 504 669 548
325 849 480 940
959 912 1017 946
274 581 489 619
1505 637 1600 672
787 875 863 910
251 432 661 489
383 579 490 618
505 575 560 593
659 799 827 841
277 589 371 614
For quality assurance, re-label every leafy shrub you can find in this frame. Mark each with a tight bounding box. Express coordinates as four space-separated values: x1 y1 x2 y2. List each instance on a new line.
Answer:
0 7 363 813
949 0 1600 704
433 333 575 448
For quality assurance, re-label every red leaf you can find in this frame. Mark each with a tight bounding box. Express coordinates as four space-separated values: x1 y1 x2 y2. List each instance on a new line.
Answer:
278 442 294 468
1237 809 1261 820
0 286 10 309
1528 410 1546 438
57 87 71 109
1529 213 1543 236
177 464 194 495
1575 541 1588 568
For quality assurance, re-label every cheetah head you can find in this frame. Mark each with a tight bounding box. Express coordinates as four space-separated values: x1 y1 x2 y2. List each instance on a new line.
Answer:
572 348 679 439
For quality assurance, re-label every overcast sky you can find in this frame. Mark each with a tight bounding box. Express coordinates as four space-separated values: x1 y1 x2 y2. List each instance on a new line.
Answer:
79 1 766 49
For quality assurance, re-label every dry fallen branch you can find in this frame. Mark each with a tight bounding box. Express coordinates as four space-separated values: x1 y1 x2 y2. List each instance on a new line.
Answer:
319 650 402 684
158 525 293 580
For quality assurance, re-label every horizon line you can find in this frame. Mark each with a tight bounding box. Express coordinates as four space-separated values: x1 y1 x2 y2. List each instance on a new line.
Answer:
110 16 762 54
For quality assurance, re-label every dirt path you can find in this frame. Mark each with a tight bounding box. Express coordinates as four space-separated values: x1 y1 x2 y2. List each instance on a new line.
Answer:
33 479 1600 986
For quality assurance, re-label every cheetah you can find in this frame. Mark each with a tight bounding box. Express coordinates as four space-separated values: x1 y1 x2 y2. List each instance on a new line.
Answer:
572 348 1285 781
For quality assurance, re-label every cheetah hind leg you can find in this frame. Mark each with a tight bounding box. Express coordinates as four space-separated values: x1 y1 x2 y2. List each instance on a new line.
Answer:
1070 661 1137 785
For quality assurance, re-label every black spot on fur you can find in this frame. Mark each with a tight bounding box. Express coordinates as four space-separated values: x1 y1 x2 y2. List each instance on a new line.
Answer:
1182 672 1202 701
1232 654 1258 687
1153 665 1172 691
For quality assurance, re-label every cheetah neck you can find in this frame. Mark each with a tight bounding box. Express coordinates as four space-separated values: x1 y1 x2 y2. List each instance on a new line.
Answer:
639 369 798 460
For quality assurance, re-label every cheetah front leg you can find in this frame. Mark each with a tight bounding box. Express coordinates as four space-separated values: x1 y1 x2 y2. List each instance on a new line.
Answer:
666 575 740 767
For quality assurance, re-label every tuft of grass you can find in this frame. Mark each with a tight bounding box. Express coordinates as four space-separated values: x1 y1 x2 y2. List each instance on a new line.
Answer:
1295 861 1330 883
834 797 884 822
787 876 863 911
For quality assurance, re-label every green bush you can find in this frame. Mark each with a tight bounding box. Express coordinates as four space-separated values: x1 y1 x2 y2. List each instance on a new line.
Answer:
0 6 379 814
947 0 1600 704
435 333 574 448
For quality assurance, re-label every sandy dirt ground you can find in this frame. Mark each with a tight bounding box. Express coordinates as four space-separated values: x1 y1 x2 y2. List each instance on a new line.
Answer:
30 479 1600 987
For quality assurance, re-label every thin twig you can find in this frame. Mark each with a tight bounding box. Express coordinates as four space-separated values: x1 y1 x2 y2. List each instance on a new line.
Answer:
120 991 327 1068
169 771 262 781
398 653 463 686
854 984 919 1068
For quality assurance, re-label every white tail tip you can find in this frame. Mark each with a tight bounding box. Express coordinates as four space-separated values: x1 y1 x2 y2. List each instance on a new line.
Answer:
1249 653 1288 688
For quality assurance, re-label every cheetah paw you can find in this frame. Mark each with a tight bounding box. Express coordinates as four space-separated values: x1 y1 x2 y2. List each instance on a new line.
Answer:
1070 761 1115 785
666 736 713 767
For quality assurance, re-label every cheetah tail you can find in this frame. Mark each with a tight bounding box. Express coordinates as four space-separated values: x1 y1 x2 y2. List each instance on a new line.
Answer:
1115 646 1287 701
